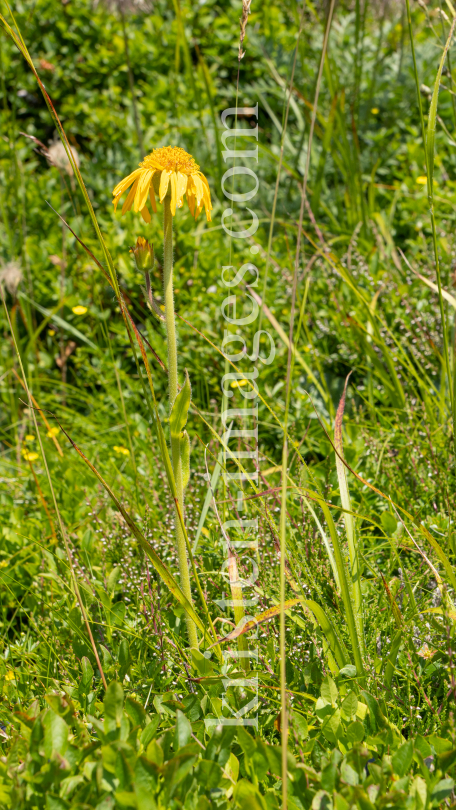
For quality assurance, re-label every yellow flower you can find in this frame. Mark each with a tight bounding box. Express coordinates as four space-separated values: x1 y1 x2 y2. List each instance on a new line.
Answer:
47 427 59 438
371 107 379 114
23 450 39 462
72 305 87 315
416 176 427 185
48 329 56 336
113 445 130 456
5 670 15 681
231 379 248 388
112 146 212 223
25 434 35 442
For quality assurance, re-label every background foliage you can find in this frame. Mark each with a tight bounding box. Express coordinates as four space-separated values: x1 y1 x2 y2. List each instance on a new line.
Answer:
1 0 456 807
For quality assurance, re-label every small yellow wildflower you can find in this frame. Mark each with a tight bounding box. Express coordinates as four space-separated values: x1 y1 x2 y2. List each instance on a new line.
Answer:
113 445 130 456
5 670 15 681
416 176 427 185
47 427 59 438
25 435 35 442
48 329 56 336
371 107 379 114
113 146 212 223
231 379 248 388
22 450 39 462
72 305 88 315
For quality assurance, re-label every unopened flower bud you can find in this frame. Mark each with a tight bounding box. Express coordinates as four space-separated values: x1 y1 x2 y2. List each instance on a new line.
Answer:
130 236 154 272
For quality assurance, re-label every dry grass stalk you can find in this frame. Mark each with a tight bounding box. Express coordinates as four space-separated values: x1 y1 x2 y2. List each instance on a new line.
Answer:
238 0 252 61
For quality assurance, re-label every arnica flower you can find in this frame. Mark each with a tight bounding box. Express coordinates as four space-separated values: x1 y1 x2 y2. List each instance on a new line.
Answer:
112 146 212 223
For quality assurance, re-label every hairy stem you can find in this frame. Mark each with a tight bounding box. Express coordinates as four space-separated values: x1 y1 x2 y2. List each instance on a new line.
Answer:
163 196 198 649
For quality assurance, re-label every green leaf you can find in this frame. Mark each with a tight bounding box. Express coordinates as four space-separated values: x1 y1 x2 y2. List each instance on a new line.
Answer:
43 710 68 757
392 740 413 778
341 690 358 720
111 601 126 627
174 710 192 749
118 639 131 680
169 371 191 440
125 697 147 729
381 512 397 536
140 715 160 747
291 711 308 740
104 681 124 725
345 721 364 744
431 778 454 804
134 756 159 809
321 675 338 704
80 656 94 694
107 567 122 595
338 664 357 680
181 430 190 489
196 759 226 790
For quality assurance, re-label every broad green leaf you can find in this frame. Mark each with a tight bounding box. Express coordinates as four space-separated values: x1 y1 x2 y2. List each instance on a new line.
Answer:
392 740 413 778
107 567 122 595
321 675 338 705
341 691 358 720
291 711 308 740
169 371 191 440
43 710 68 757
125 697 147 729
135 756 159 808
80 657 94 694
431 778 454 804
381 512 397 536
174 710 192 750
104 681 124 725
140 715 160 748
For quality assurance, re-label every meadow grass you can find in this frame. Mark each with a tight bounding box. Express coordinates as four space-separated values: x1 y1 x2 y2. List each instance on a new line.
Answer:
0 0 456 808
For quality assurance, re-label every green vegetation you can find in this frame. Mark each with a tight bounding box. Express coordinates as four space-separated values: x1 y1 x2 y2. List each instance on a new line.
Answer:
1 0 456 807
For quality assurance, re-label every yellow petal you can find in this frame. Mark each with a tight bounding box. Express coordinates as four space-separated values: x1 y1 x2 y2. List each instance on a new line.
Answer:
176 172 188 207
186 189 195 217
121 179 139 215
149 185 157 213
169 172 177 216
134 169 154 212
112 168 143 197
140 205 151 223
192 174 204 206
159 170 171 202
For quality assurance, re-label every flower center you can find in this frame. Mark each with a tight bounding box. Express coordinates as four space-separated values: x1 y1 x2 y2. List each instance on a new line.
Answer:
141 146 199 175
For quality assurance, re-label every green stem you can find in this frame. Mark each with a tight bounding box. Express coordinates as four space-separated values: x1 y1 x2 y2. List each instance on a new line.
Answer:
163 196 198 649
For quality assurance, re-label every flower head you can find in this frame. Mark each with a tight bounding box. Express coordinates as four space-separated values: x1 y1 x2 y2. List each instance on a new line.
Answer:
112 146 212 223
72 305 88 315
131 236 154 271
0 260 23 295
